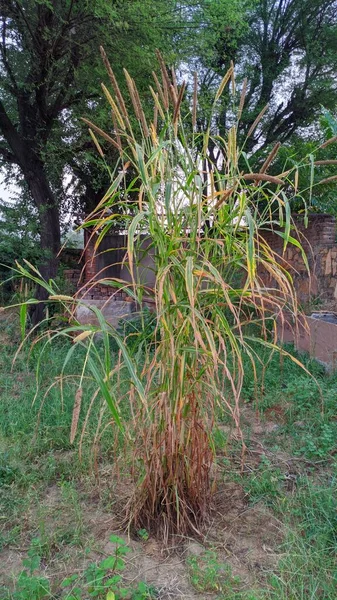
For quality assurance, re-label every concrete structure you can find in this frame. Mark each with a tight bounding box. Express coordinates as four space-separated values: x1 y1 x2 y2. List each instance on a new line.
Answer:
280 312 337 369
76 298 133 329
82 230 155 296
76 230 155 328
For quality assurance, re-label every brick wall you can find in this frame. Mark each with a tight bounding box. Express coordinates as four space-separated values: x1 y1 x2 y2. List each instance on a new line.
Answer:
260 214 337 307
83 229 98 284
63 268 82 289
61 248 83 292
82 215 337 309
82 230 155 303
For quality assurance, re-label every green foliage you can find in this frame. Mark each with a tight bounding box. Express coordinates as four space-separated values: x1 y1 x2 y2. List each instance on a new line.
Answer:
0 198 42 300
0 0 196 220
187 549 238 593
118 309 157 355
267 478 337 599
136 529 149 542
258 127 337 217
1 311 337 600
240 341 337 462
238 349 337 599
2 535 156 600
190 0 337 160
243 456 284 505
187 549 263 599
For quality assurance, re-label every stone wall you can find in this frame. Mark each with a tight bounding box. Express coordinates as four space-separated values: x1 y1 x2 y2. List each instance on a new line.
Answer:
260 214 337 308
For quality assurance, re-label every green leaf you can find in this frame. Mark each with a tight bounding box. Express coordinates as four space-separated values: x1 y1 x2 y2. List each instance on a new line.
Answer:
185 256 194 307
87 356 123 430
245 208 256 281
106 575 122 585
274 231 309 271
61 574 79 587
283 196 291 251
19 303 27 340
109 535 127 544
100 556 117 570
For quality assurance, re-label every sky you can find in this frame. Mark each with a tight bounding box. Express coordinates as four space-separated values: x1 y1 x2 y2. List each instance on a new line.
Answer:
0 176 19 204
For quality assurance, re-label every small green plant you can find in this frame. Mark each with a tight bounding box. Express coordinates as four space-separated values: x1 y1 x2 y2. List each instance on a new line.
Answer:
136 529 149 541
243 456 284 505
6 538 51 600
297 423 337 458
3 535 156 600
11 571 50 600
285 376 320 410
61 535 131 598
0 452 19 485
187 549 239 594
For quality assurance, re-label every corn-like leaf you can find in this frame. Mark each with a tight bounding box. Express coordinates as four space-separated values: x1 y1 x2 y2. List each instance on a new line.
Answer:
185 257 194 308
19 303 27 341
70 387 83 444
274 231 309 271
283 196 291 252
87 356 123 430
245 208 256 282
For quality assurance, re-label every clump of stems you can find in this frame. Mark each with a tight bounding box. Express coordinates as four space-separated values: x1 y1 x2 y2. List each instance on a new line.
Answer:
12 50 323 541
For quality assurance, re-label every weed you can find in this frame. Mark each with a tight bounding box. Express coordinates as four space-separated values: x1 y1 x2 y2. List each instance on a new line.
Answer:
243 456 284 505
118 309 157 355
187 549 239 594
267 477 337 599
136 529 149 542
2 535 157 600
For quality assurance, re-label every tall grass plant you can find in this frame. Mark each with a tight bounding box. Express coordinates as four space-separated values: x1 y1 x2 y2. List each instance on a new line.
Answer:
9 51 326 540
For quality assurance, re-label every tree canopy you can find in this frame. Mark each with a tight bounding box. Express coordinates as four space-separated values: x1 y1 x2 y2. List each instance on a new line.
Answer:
0 0 183 321
191 0 337 152
1 0 337 320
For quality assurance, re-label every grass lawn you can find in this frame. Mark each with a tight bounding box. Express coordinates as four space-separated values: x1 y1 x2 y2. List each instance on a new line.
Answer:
0 310 336 599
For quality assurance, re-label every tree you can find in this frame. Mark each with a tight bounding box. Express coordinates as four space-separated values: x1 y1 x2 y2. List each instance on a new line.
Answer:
0 191 40 300
194 0 337 152
0 0 180 323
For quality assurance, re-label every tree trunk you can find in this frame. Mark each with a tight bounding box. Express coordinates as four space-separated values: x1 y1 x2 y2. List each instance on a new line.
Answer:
0 101 61 325
25 169 61 327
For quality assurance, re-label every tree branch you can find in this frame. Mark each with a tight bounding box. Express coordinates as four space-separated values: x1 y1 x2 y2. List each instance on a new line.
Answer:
0 143 17 164
0 17 19 94
0 99 26 167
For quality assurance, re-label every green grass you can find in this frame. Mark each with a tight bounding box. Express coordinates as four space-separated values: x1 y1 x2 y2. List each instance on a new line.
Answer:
0 315 156 598
1 312 337 599
236 346 337 600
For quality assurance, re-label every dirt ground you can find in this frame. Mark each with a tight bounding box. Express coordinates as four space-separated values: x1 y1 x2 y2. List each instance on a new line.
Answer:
0 407 287 599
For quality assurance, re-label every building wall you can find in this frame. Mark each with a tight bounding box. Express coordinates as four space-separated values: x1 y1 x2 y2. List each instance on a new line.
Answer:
83 215 337 308
82 230 155 302
260 214 337 307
